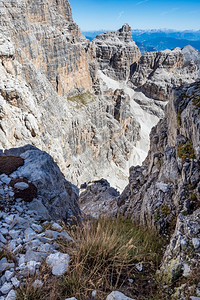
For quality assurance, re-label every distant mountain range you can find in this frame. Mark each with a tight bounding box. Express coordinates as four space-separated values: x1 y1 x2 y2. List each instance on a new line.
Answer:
83 29 200 54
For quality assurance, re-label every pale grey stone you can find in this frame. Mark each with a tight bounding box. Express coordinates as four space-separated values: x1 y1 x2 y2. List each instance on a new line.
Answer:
8 230 21 239
46 252 70 276
0 232 7 244
51 223 62 231
0 258 9 273
5 270 14 281
14 182 29 190
0 274 6 286
11 277 20 288
32 280 43 288
5 290 17 300
183 263 191 277
26 261 40 276
44 230 72 241
106 291 135 300
128 279 134 283
192 238 200 249
136 263 143 272
8 240 17 252
0 282 13 294
24 249 48 263
31 223 42 233
92 290 97 297
0 174 11 185
24 228 37 242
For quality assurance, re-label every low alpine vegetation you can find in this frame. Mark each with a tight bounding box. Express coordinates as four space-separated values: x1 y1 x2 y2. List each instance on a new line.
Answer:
17 217 165 300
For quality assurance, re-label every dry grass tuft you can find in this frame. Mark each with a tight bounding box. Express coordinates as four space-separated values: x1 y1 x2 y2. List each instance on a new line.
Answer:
16 217 165 300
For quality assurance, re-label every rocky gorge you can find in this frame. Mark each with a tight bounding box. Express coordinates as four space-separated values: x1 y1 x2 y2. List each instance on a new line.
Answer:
0 0 200 299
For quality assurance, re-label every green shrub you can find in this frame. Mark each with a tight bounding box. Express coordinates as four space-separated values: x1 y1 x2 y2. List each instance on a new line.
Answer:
177 141 195 163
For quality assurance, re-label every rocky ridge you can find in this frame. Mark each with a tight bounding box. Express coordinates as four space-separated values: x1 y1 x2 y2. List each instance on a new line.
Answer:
129 47 199 101
116 80 200 296
79 80 200 298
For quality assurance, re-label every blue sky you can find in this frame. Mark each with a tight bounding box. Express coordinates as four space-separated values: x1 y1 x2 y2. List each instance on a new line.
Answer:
69 0 200 31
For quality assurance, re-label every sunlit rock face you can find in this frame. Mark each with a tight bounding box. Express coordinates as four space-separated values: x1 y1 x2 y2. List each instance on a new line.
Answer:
0 0 199 193
94 24 141 81
0 0 93 96
130 47 199 101
0 1 142 192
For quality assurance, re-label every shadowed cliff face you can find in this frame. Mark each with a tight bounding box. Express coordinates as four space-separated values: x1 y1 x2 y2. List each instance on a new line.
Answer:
0 0 93 95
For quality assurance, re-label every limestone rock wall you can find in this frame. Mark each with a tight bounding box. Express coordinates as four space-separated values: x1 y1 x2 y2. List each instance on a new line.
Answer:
117 80 200 291
0 1 144 191
94 24 141 81
0 0 93 95
0 31 141 191
130 48 199 101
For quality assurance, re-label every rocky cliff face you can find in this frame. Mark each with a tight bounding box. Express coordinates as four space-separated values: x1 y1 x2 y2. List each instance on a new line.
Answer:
0 1 143 191
0 0 199 194
129 47 199 101
80 80 200 297
117 80 200 294
94 24 141 81
0 0 93 95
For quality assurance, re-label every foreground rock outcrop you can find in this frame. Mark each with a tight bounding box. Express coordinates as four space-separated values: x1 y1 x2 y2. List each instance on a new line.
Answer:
0 145 80 299
0 145 80 222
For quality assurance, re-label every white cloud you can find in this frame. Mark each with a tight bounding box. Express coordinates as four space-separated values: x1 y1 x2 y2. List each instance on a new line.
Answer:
160 7 179 16
117 11 125 20
136 0 149 6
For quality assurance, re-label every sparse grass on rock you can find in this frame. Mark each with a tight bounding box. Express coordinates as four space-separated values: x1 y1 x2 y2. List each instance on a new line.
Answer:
68 91 96 108
16 217 165 300
177 140 195 164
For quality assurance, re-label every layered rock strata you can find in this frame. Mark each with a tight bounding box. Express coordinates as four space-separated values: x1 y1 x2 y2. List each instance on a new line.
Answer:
0 0 94 95
0 2 142 191
0 0 199 194
117 81 200 294
129 47 199 101
94 24 141 81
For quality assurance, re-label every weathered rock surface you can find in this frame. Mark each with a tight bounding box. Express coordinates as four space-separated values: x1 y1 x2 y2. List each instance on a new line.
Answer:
0 3 143 192
0 0 199 194
0 0 93 96
79 179 119 219
117 80 200 295
0 145 80 222
106 291 135 300
130 48 199 101
182 45 200 76
94 24 141 81
0 148 79 299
